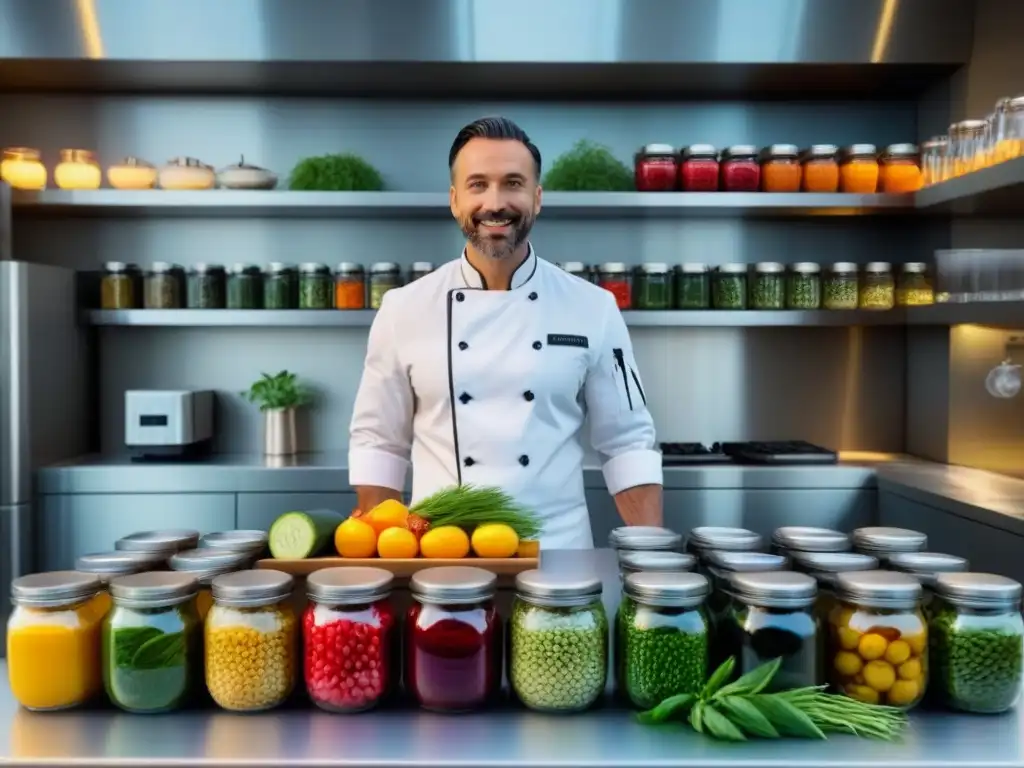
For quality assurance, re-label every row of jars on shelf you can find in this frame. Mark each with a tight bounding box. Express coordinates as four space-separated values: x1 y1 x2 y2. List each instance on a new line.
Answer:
634 143 923 194
99 261 435 311
570 260 934 311
611 523 1024 715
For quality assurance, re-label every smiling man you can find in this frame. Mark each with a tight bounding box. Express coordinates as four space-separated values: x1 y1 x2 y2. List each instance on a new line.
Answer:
347 116 663 549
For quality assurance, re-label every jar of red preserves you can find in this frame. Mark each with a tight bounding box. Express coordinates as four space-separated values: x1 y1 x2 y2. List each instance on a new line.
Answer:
721 145 761 192
406 566 501 712
598 263 632 310
680 144 720 191
303 567 397 713
634 144 678 192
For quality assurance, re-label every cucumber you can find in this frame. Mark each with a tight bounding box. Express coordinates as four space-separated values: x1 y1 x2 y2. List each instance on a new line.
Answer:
268 508 346 559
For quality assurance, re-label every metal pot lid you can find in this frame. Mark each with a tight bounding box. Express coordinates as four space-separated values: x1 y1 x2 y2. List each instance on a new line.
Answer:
76 551 166 575
219 155 270 172
887 552 969 579
618 551 696 573
608 526 682 550
114 156 155 169
772 526 851 553
211 569 293 607
638 143 676 156
166 156 210 168
934 572 1022 609
682 144 718 158
169 547 253 572
728 571 817 609
835 570 922 609
688 526 762 552
200 530 268 553
11 571 101 608
790 551 879 574
410 566 497 605
515 569 602 607
115 529 200 553
851 527 927 554
307 566 394 604
109 571 199 609
625 571 709 608
706 551 788 572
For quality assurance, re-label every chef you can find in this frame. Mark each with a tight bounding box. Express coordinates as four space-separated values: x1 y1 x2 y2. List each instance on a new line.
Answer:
348 116 663 549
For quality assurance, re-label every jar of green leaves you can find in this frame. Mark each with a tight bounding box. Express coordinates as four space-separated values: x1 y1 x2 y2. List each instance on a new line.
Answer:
263 263 296 310
299 263 333 309
369 263 401 309
675 263 710 309
226 264 262 309
144 263 183 309
787 263 822 309
713 264 748 309
187 264 226 310
823 262 859 310
636 263 672 310
751 262 786 310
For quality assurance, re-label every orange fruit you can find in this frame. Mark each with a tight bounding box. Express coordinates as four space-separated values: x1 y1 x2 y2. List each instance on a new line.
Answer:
377 527 419 559
517 540 540 558
334 517 377 558
364 499 410 534
471 523 519 558
419 525 471 559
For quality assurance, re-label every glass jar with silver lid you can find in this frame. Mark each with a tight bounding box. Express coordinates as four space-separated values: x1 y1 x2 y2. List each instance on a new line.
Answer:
722 571 820 690
712 263 748 309
298 262 333 309
786 263 822 309
144 261 183 309
704 550 789 624
510 570 607 713
226 263 262 309
751 262 786 310
610 525 683 554
851 526 928 563
186 263 226 309
200 529 268 556
76 550 168 584
618 550 696 579
675 263 710 309
686 526 764 571
409 261 434 282
169 547 255 620
789 551 878 622
888 552 969 618
115 529 200 556
636 262 673 310
772 526 851 557
930 572 1024 714
104 572 201 713
560 261 591 281
369 262 401 310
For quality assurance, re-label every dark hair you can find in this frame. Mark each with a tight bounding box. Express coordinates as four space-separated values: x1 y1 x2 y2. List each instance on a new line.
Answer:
448 116 542 179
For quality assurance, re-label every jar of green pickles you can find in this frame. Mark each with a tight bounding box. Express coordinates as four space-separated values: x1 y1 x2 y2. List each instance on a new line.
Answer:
823 262 859 310
226 264 262 309
787 263 822 309
299 263 333 309
751 262 785 309
636 263 672 310
860 262 895 310
187 264 226 309
144 263 183 309
263 263 296 309
713 264 748 309
369 262 401 309
101 262 135 309
675 263 710 309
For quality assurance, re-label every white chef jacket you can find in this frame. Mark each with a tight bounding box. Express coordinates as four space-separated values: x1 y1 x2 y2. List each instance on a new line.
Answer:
348 246 663 549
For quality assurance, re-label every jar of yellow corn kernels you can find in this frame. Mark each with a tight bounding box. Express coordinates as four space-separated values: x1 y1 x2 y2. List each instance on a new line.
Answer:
205 569 298 712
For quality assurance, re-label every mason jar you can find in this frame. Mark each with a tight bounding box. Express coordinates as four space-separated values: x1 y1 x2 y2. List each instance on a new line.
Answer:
75 551 168 617
888 552 969 620
115 529 199 558
620 571 710 709
851 527 928 565
751 262 786 310
675 263 710 309
789 551 879 625
206 570 298 712
704 551 789 628
860 262 895 310
617 551 696 581
186 263 226 309
369 262 401 309
771 526 851 558
712 264 748 309
635 263 673 310
144 262 183 309
299 263 333 309
786 263 822 309
823 262 859 310
685 526 764 579
7 572 104 711
263 263 296 309
168 548 254 620
896 262 934 307
510 570 607 713
333 263 366 310
931 572 1024 714
828 571 927 709
101 261 135 310
303 567 398 713
103 572 202 713
226 264 262 309
609 526 682 555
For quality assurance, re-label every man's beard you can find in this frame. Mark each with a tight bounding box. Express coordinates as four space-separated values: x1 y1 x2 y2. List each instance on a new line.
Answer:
459 209 535 260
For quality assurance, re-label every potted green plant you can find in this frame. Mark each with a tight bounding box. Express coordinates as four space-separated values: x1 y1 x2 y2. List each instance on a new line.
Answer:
241 370 313 456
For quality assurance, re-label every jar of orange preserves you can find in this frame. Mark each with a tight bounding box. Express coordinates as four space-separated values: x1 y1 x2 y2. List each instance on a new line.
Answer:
761 144 801 192
839 145 880 194
879 144 923 194
801 145 840 192
334 263 366 310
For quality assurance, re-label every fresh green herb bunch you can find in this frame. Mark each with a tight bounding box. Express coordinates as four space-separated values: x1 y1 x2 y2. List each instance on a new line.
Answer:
241 370 313 411
288 153 385 191
410 484 542 540
638 656 908 742
542 140 634 192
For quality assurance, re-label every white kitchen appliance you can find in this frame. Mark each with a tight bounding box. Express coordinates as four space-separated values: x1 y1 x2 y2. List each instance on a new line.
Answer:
125 389 215 460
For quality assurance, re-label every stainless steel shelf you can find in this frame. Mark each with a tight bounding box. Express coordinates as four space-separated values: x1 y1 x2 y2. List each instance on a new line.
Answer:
916 156 1024 215
904 302 1024 328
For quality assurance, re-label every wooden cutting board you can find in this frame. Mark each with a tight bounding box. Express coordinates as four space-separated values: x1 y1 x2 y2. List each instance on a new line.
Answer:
256 556 539 577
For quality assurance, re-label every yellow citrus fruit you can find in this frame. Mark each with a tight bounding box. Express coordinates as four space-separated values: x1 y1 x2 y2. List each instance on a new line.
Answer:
516 540 540 558
377 527 419 559
419 525 471 559
334 517 377 558
470 523 519 558
365 499 410 535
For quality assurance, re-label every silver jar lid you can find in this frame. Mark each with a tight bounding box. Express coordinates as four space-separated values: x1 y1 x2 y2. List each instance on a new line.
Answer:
679 263 709 273
109 571 199 610
265 262 292 274
411 261 434 273
200 530 268 553
609 526 682 551
115 529 200 554
299 262 330 274
211 569 293 608
882 143 919 159
852 527 927 556
76 551 166 577
755 262 785 274
934 573 1023 610
688 526 763 553
843 144 878 158
706 551 788 573
11 571 102 608
831 262 859 274
149 262 176 274
625 571 709 609
901 262 928 273
790 263 822 275
641 263 671 274
307 566 394 604
370 262 400 273
790 551 879 581
729 571 817 610
104 261 129 273
410 566 497 605
561 261 587 273
515 569 603 608
723 145 758 159
169 547 253 574
716 263 749 275
835 570 922 610
888 552 969 586
864 262 892 274
682 144 717 159
618 551 696 574
599 262 629 274
638 143 676 157
189 263 224 274
804 144 839 159
227 263 260 275
772 526 850 553
335 262 364 274
765 144 799 158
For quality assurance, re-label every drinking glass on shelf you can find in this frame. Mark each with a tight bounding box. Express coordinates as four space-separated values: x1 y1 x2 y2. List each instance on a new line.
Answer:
921 137 949 187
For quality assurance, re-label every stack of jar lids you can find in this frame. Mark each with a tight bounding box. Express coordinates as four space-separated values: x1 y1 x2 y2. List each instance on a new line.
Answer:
75 550 169 583
705 551 789 574
687 527 764 557
851 527 928 560
169 547 255 584
888 552 969 586
200 529 268 557
772 526 851 554
618 550 696 575
115 529 200 556
608 526 682 553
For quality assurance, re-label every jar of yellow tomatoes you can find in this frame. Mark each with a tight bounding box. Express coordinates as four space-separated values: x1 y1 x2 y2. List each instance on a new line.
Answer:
790 551 879 625
828 571 927 709
168 548 253 620
206 569 298 712
7 571 104 711
75 551 168 617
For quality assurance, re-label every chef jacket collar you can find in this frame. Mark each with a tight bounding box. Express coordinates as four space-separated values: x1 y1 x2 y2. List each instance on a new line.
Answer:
459 243 537 290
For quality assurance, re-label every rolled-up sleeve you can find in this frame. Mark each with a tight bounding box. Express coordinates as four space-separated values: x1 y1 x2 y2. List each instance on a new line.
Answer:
348 291 414 491
584 293 663 495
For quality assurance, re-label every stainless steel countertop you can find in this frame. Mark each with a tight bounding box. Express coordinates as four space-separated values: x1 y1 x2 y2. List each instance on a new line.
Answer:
1 548 1022 767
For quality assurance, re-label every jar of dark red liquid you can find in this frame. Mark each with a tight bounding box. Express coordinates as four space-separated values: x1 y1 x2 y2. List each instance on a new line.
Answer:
303 567 397 713
679 144 720 191
598 263 632 310
406 566 501 712
634 144 678 192
720 145 761 192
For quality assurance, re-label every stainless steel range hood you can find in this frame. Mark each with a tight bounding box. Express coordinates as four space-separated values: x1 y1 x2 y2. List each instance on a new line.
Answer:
0 0 975 97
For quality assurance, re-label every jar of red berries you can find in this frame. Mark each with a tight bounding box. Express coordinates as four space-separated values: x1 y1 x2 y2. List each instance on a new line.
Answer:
679 144 720 191
633 144 678 191
720 145 761 192
302 567 397 713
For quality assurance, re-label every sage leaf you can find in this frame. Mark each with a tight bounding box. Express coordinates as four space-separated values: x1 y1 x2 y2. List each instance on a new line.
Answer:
689 701 706 734
749 695 826 740
717 695 780 739
637 693 695 724
714 657 782 699
699 656 736 699
702 703 748 742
